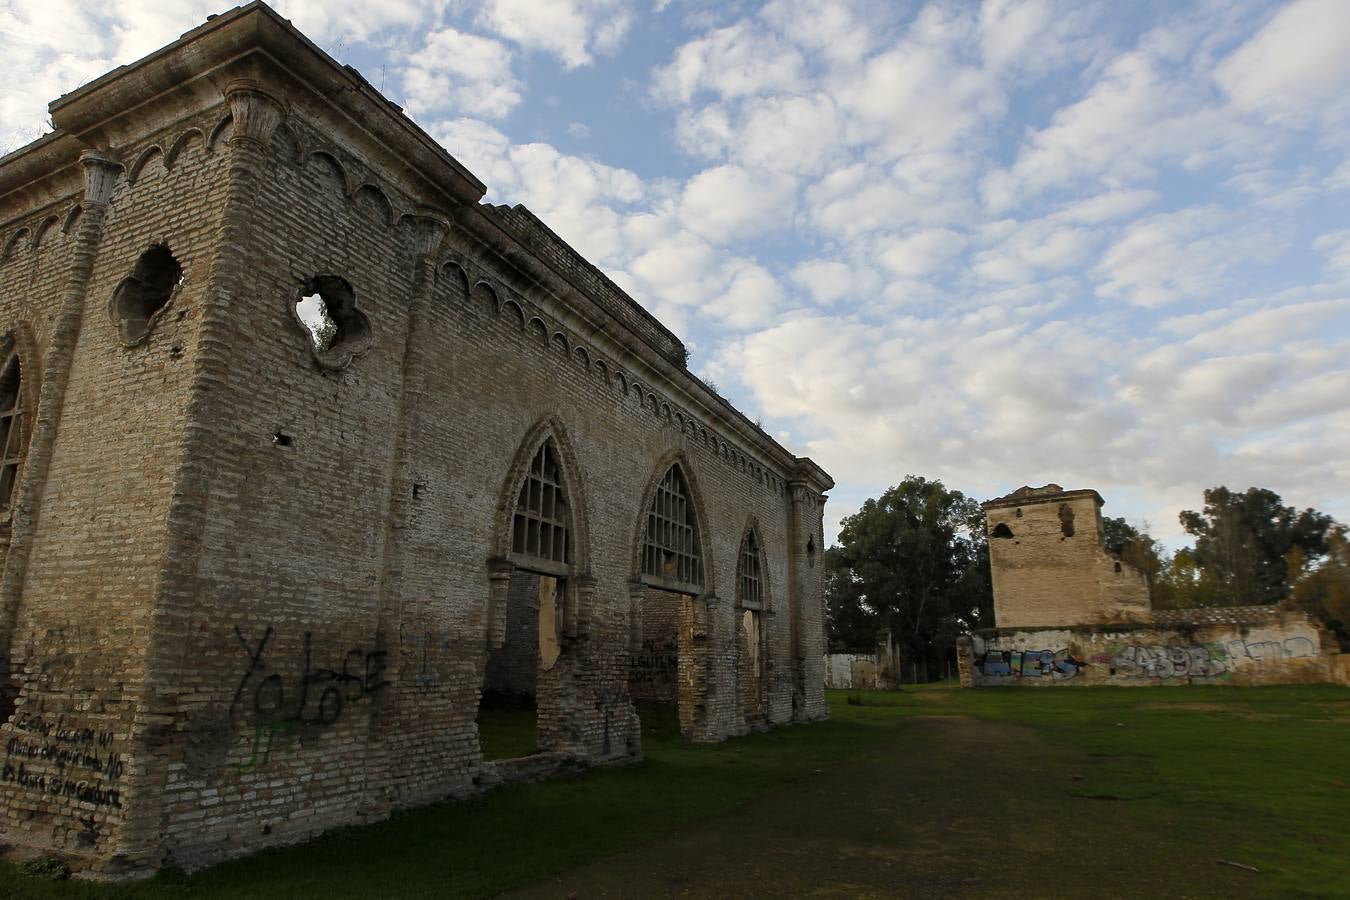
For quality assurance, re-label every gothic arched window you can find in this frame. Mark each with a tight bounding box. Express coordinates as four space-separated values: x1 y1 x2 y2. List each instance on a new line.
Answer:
738 529 763 610
641 464 703 591
511 440 570 575
0 354 25 515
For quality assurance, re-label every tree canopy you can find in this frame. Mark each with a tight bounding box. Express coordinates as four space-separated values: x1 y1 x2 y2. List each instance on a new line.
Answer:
1178 486 1335 607
825 476 992 676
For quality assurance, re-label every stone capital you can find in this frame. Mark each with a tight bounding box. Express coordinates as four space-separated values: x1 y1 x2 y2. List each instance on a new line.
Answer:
401 214 450 260
224 80 287 147
80 151 123 207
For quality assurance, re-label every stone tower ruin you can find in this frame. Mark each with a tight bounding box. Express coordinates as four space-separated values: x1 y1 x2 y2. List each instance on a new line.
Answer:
0 3 833 873
983 484 1150 627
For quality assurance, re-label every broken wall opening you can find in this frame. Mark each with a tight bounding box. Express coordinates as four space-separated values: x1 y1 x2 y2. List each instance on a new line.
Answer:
478 570 563 760
630 587 705 740
736 608 766 725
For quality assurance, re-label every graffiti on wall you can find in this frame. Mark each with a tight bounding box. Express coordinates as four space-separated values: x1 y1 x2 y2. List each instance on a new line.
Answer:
1108 637 1316 679
1 712 124 816
632 636 678 685
1228 637 1315 661
1108 644 1226 678
230 626 388 772
976 648 1086 679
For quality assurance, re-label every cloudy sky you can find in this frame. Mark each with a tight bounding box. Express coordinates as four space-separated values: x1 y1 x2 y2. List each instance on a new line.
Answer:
3 0 1348 546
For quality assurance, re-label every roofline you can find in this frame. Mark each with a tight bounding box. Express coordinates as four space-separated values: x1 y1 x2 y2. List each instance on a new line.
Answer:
983 487 1104 511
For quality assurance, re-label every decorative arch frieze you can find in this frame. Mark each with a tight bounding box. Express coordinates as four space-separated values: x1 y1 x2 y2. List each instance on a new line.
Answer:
207 113 234 152
126 146 165 185
165 128 207 170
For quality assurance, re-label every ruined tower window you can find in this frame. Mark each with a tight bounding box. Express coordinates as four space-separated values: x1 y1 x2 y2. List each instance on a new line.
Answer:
738 530 763 610
641 464 703 590
511 441 570 573
110 244 181 344
1058 503 1075 538
991 523 1014 539
807 534 816 568
0 354 24 514
295 275 371 366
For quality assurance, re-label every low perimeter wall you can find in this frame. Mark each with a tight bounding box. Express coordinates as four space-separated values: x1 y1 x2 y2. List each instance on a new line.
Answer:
957 606 1342 687
824 653 881 689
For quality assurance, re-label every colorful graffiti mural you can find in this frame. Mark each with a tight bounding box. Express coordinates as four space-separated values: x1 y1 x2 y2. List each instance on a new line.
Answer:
975 648 1086 680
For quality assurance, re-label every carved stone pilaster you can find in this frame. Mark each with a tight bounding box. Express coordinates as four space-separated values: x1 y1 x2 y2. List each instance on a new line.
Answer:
224 80 286 149
80 151 123 206
486 557 515 650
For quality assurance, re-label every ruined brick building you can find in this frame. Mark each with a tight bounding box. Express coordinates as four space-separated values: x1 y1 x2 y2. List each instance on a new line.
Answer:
0 3 833 873
984 484 1151 628
961 484 1343 688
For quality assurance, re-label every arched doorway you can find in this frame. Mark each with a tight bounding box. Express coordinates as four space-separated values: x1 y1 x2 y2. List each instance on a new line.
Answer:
478 422 590 760
628 456 714 741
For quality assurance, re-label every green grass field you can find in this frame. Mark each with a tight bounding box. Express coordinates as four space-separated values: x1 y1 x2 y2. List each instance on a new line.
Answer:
3 685 1347 898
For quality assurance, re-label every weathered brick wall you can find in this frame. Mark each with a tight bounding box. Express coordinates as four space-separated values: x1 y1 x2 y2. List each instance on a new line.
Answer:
985 487 1150 628
0 115 232 860
961 608 1338 687
823 653 879 690
632 589 681 703
0 5 834 874
483 572 543 702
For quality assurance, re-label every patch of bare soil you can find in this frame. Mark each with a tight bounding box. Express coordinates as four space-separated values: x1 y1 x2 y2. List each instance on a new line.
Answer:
505 715 1262 899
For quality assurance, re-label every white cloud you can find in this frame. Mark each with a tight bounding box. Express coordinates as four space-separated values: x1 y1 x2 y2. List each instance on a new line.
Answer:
475 0 634 68
1093 206 1284 307
876 229 966 278
401 28 522 119
678 165 797 243
653 21 805 103
790 259 870 306
973 219 1095 284
1215 0 1350 126
1314 230 1350 274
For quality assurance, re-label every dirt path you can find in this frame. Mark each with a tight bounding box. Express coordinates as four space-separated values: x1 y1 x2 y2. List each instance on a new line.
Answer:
506 712 1261 899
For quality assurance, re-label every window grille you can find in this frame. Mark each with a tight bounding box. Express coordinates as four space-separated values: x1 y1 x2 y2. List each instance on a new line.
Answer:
641 465 703 590
511 441 570 572
0 355 23 514
738 530 762 609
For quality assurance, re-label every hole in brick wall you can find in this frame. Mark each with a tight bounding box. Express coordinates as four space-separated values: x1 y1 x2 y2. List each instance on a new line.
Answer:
991 523 1014 539
295 275 371 366
296 292 337 352
807 535 816 568
110 244 182 345
272 431 293 447
1058 503 1075 537
1114 561 1122 573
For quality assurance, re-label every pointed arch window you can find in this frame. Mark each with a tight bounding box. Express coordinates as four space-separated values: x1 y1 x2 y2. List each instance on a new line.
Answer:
641 464 703 591
0 354 24 515
738 529 763 610
510 440 570 575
